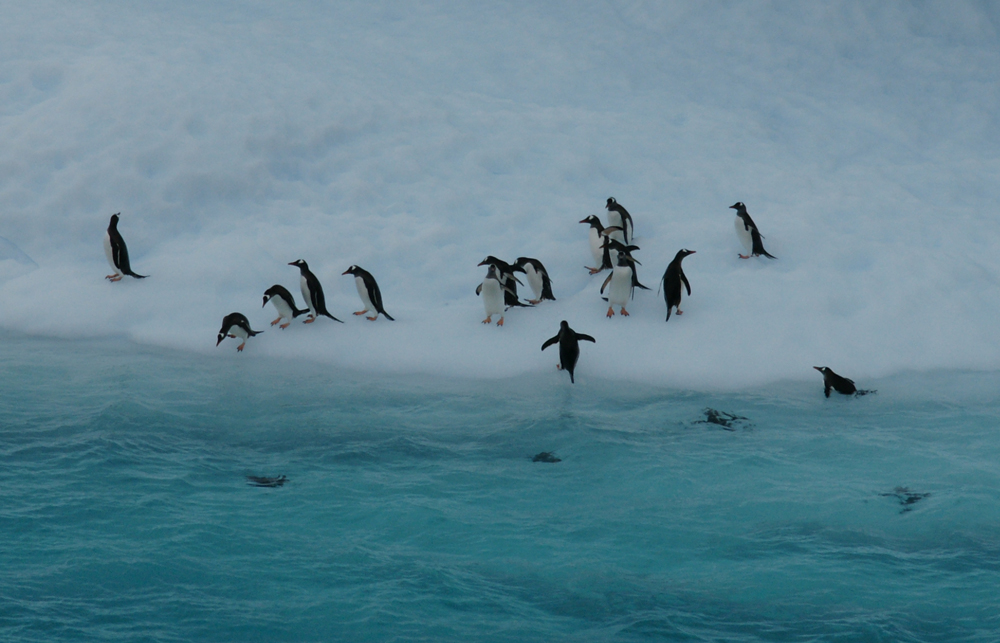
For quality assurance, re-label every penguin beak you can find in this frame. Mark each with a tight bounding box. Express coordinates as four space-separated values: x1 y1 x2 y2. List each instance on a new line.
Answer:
578 217 590 224
813 366 823 372
729 204 738 209
341 269 351 275
262 297 268 308
477 259 488 267
216 335 224 346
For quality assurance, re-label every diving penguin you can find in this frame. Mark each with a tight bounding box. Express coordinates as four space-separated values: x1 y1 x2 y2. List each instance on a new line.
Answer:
104 213 147 281
342 265 394 321
660 249 695 322
513 257 555 304
476 264 516 326
541 320 596 383
262 285 307 329
216 312 262 352
730 202 776 259
288 260 343 323
605 197 634 244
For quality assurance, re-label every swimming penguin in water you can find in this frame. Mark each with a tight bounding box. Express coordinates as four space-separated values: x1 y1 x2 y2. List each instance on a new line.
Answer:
513 257 555 304
216 312 262 352
288 260 343 323
579 215 622 274
660 249 695 322
262 285 307 329
813 366 876 398
541 320 596 383
478 256 531 309
476 264 516 326
730 202 776 259
342 265 394 321
601 251 640 317
103 213 147 281
605 197 634 244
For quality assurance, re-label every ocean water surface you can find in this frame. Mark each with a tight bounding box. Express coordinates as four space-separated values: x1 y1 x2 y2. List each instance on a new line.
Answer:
2 332 999 641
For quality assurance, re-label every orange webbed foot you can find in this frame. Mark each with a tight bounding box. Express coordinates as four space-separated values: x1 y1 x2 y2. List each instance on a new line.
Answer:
271 317 282 326
354 311 367 316
367 316 378 321
497 317 504 326
303 316 316 324
528 299 541 305
482 316 492 325
237 343 245 352
739 254 750 259
279 322 290 329
676 309 683 315
606 307 614 318
620 308 629 316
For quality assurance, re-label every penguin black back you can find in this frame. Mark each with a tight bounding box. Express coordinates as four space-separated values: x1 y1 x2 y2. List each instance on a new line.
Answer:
660 249 695 322
729 202 776 259
606 197 634 243
262 285 307 317
105 213 147 280
289 260 343 323
342 265 395 321
541 320 596 383
478 256 531 308
813 366 856 397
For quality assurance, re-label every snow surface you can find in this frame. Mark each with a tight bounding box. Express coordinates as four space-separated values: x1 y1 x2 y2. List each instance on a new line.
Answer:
2 1 1000 389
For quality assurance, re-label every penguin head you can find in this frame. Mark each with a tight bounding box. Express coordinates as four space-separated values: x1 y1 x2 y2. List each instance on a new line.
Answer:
729 202 746 212
216 332 225 346
813 366 829 375
108 212 121 228
559 320 570 330
261 294 270 308
288 259 308 271
606 197 617 209
342 265 361 276
675 249 696 260
579 215 601 228
478 256 502 268
616 251 634 266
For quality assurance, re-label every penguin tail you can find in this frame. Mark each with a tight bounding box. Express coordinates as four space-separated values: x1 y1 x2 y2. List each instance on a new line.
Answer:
759 250 777 259
665 309 672 323
127 272 148 279
570 372 575 384
381 311 395 321
249 330 263 337
292 308 308 318
323 312 345 323
854 389 876 397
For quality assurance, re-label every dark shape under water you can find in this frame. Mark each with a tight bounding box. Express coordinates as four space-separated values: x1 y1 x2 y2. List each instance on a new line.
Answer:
696 408 750 431
532 452 561 463
247 475 288 488
880 486 930 513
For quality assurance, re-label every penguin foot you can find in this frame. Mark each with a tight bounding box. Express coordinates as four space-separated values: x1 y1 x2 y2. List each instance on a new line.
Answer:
353 311 367 316
528 299 541 305
279 322 290 329
303 316 316 324
738 254 750 259
367 316 378 321
237 342 246 352
676 309 683 315
556 364 563 370
107 275 122 282
482 316 492 325
271 317 282 326
497 317 504 327
587 266 602 275
606 306 615 318
620 308 629 316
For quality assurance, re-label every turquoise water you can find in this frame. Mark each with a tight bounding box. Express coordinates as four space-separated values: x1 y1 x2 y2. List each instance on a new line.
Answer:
2 334 999 642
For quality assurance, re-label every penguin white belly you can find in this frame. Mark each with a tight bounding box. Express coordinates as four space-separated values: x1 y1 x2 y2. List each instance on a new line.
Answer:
354 276 374 313
734 215 753 253
588 228 604 265
300 276 315 314
103 232 119 274
606 212 625 244
524 265 543 300
481 279 504 317
608 266 632 308
270 296 294 322
229 325 249 341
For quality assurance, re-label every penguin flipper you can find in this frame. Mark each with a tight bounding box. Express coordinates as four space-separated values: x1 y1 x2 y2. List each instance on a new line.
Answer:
824 384 832 398
541 335 559 351
599 273 613 295
476 283 483 296
681 272 691 296
574 333 596 343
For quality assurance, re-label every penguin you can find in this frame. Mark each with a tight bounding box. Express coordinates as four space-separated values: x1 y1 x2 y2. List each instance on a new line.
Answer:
660 249 695 322
579 215 622 274
216 312 262 352
476 264 515 326
600 251 639 317
541 320 596 383
813 367 876 397
341 265 394 321
729 202 776 259
601 237 650 293
513 257 555 304
478 256 531 309
288 260 344 323
103 213 147 281
605 197 634 244
262 285 307 329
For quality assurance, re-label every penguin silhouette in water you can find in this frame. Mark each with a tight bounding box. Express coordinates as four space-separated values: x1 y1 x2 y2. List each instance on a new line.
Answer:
541 321 596 383
813 367 875 397
730 202 776 259
660 249 695 322
216 313 262 352
104 213 147 281
288 260 343 323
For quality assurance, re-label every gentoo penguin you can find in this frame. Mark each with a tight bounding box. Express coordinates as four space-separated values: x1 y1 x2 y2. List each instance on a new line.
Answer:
579 215 621 274
216 312 262 352
288 260 343 323
601 237 650 293
478 256 531 309
513 257 555 304
541 320 596 383
103 213 147 281
813 367 876 397
605 197 634 244
730 202 776 259
262 285 307 329
342 265 394 321
601 251 639 317
476 264 514 326
660 249 695 322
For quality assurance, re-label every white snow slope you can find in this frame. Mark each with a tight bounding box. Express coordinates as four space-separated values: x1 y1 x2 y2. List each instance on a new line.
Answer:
2 1 1000 389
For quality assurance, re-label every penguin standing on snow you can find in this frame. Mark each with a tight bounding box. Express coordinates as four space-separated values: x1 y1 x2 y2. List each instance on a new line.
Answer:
601 237 650 293
216 312 262 352
660 249 695 322
262 285 307 329
288 260 343 323
478 256 531 309
601 251 640 317
513 257 555 304
477 264 515 326
541 321 596 383
104 213 147 281
813 366 875 397
579 215 622 274
342 265 394 321
605 197 634 244
730 202 776 259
